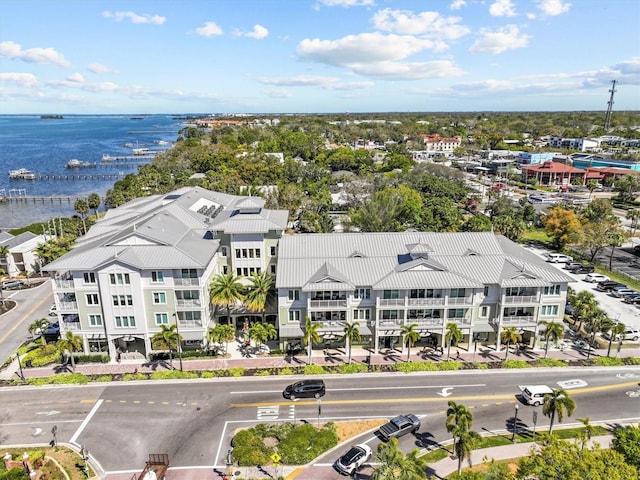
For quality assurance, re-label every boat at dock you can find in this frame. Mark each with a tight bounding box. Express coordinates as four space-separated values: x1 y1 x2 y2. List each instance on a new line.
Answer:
132 147 151 155
8 168 37 180
66 159 97 169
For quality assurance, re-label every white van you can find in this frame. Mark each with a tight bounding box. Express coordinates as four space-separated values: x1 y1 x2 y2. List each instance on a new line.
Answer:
546 253 573 263
520 385 553 406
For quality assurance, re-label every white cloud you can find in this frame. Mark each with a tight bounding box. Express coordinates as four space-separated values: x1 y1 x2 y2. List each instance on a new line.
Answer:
67 73 85 83
536 0 571 16
371 8 470 42
489 0 517 17
258 75 375 90
196 21 224 37
235 24 269 40
0 41 71 68
0 72 38 87
316 0 375 7
347 60 465 80
87 63 114 74
450 0 466 10
297 32 438 66
469 25 530 54
102 11 166 25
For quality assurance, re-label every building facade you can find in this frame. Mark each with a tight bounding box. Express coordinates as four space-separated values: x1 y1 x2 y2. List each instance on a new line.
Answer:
44 187 288 360
275 232 574 353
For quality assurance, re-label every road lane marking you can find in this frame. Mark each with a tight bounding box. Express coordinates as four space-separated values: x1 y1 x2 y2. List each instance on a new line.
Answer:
0 291 52 343
229 383 487 395
70 398 103 444
229 381 640 408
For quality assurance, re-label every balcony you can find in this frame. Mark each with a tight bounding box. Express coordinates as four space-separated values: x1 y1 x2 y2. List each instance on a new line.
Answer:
498 316 536 326
54 279 74 289
378 298 405 307
408 297 444 306
413 318 444 327
62 321 81 331
179 320 203 329
309 299 347 308
378 319 403 329
176 299 201 307
59 301 78 311
448 296 474 305
503 295 539 304
445 317 472 326
175 278 199 287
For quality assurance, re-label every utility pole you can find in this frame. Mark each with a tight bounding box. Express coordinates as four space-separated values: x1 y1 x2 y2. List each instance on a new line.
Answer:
604 79 617 131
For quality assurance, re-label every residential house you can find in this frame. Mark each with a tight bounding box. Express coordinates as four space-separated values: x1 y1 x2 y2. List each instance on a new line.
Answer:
0 231 47 277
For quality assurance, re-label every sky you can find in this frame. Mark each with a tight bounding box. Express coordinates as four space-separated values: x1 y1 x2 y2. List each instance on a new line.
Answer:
1 0 639 114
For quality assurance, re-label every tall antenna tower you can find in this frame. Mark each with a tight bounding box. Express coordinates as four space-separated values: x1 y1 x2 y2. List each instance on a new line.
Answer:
604 79 617 130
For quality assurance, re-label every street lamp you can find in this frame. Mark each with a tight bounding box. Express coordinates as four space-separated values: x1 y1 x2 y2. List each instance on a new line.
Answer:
511 404 520 443
173 312 183 371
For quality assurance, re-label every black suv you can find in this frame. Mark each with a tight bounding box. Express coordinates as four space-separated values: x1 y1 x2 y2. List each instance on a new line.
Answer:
283 379 326 400
570 263 595 274
596 281 626 292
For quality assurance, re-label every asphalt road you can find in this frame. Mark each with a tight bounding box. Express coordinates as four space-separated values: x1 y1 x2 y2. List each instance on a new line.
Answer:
1 368 639 476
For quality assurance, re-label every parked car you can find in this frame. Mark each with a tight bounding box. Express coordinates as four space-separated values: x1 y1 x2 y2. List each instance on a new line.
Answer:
564 262 583 271
610 287 636 298
1 279 26 290
546 253 573 263
604 327 640 342
569 264 595 274
596 281 626 292
622 293 640 304
282 379 326 400
375 414 421 441
334 443 372 476
584 273 610 283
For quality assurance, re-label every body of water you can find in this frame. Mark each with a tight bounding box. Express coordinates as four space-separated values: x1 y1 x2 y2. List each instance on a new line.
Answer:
0 114 185 230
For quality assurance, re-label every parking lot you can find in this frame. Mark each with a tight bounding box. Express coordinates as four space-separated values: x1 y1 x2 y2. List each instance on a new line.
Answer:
526 244 640 333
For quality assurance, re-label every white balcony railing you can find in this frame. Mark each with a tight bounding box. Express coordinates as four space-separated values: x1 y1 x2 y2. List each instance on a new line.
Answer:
500 316 536 326
448 296 474 305
62 322 81 331
54 279 74 289
175 278 199 287
378 298 405 307
309 299 347 308
408 297 445 306
59 301 78 311
176 299 201 307
503 295 539 304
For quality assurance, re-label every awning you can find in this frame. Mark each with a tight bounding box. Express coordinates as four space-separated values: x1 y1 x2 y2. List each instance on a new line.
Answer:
179 331 205 341
472 323 496 333
280 325 304 337
357 325 372 335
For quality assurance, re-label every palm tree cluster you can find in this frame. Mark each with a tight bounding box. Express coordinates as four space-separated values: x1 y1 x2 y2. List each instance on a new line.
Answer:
209 271 276 327
446 401 481 474
370 437 427 480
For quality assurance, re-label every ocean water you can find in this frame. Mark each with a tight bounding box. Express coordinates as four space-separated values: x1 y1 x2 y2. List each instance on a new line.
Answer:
0 114 184 230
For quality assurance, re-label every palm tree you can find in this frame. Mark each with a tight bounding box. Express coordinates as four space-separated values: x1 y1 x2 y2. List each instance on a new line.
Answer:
401 323 421 362
303 316 321 365
582 309 612 360
371 437 427 480
56 331 83 370
607 229 628 271
577 417 595 451
606 322 626 357
446 401 474 455
571 290 598 333
87 193 101 218
341 321 361 364
454 429 481 474
500 327 522 360
627 208 640 235
445 322 463 360
74 198 89 235
542 388 576 433
207 323 235 355
248 321 277 352
210 273 245 325
540 320 564 358
151 324 182 369
244 271 275 323
29 318 50 346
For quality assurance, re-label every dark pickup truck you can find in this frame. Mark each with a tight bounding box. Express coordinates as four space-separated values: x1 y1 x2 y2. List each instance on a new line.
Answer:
375 414 421 441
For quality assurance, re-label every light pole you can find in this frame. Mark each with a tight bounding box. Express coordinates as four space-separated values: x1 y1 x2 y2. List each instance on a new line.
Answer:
80 445 89 476
317 398 322 427
511 404 519 443
174 312 183 371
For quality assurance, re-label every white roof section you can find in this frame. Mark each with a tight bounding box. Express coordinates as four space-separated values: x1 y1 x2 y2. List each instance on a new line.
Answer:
276 232 574 290
44 187 287 272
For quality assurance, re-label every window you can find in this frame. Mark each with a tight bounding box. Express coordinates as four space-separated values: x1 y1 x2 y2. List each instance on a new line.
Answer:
222 265 228 274
381 310 400 320
450 288 466 298
480 306 489 318
113 295 132 306
153 292 167 304
288 290 300 301
383 290 399 299
353 309 370 320
115 316 136 328
155 313 169 325
543 285 561 296
242 249 248 258
289 310 301 322
235 249 241 258
86 294 99 305
181 269 197 279
236 268 242 276
409 289 435 298
483 286 489 296
109 273 130 285
270 246 276 256
151 271 164 283
181 311 202 321
220 246 227 257
255 249 261 258
354 288 371 299
88 314 102 326
408 309 440 319
541 305 559 316
83 272 96 284
447 308 465 319
270 265 276 274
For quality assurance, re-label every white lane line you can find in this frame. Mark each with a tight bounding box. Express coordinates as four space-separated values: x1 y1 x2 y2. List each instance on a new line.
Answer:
230 384 487 394
70 398 103 444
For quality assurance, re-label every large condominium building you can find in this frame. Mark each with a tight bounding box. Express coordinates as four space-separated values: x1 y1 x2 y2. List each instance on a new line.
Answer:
44 187 288 360
275 232 574 353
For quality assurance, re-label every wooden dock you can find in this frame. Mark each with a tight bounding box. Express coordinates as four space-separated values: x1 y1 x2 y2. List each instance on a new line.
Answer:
0 194 107 205
34 172 129 181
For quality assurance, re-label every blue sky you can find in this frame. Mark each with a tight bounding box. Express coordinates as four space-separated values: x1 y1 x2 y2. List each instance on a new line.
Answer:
1 0 639 114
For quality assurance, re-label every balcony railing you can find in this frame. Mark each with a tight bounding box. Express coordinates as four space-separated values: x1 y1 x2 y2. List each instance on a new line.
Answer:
178 320 203 329
59 301 78 311
378 298 405 307
503 295 539 304
408 297 445 306
62 322 81 331
176 299 201 307
378 319 403 328
309 299 347 308
448 296 474 305
499 316 536 326
445 317 472 326
54 279 74 289
413 318 444 327
175 278 199 287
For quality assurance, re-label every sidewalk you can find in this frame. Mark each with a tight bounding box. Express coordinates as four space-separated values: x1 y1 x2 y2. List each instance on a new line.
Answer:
3 341 639 381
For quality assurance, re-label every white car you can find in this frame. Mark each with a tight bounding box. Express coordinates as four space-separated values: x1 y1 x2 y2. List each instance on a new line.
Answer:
546 253 573 263
604 327 640 342
48 304 58 316
584 273 609 283
334 443 372 476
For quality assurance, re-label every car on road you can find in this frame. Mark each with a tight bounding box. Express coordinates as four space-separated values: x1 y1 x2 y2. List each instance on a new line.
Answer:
546 253 573 263
375 414 421 441
334 443 372 476
1 279 26 290
282 379 326 400
520 384 554 406
584 273 610 283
